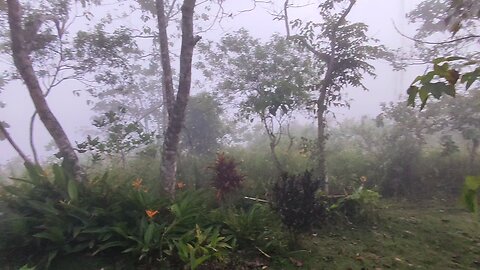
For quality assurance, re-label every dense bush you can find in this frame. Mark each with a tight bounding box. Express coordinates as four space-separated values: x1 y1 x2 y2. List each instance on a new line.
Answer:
271 171 320 232
0 164 295 269
209 152 244 202
328 186 381 224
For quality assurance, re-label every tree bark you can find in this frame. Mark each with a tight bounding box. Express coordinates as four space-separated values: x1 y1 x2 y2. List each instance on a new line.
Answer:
156 0 175 116
261 115 285 175
0 122 34 167
157 0 199 196
7 0 84 182
469 138 479 174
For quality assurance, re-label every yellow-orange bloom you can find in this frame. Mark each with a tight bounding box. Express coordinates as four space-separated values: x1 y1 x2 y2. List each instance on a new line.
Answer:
176 181 186 189
132 178 143 190
145 210 159 218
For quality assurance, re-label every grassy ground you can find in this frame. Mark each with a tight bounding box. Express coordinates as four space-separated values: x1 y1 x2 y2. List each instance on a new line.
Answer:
298 201 480 270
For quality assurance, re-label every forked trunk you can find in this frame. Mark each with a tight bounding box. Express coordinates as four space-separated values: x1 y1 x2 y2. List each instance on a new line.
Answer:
157 0 199 196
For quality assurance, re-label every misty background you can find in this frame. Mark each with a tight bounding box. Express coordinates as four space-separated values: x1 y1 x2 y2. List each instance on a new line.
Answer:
1 0 423 165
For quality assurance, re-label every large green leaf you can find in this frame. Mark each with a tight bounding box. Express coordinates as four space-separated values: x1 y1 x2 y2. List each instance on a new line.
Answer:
461 176 480 214
67 179 79 201
143 222 155 245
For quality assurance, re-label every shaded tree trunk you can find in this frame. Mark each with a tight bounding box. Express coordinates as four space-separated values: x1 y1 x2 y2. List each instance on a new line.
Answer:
156 0 199 196
7 0 84 182
316 86 328 188
469 138 479 174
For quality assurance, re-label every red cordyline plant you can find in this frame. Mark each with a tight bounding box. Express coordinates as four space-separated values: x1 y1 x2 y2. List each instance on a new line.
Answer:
210 152 244 201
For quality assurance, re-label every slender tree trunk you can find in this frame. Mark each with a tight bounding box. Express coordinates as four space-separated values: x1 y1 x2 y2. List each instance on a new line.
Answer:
7 0 84 182
261 115 284 175
0 122 34 167
269 140 284 175
469 138 479 174
157 0 199 196
156 0 175 115
317 87 328 189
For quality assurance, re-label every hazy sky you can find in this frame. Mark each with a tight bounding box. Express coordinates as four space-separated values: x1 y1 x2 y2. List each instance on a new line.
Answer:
0 0 424 165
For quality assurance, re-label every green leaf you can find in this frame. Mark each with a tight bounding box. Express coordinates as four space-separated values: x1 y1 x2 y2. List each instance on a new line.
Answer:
464 176 480 190
68 179 79 201
52 164 67 189
407 86 418 106
143 223 155 245
418 88 429 110
191 255 211 270
46 250 58 269
461 176 480 214
93 241 127 256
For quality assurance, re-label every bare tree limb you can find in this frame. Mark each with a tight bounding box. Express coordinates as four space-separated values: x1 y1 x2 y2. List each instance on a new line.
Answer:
393 21 480 45
0 121 34 166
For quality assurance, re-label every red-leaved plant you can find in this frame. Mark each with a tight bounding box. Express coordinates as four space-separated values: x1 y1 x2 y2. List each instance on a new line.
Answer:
209 152 244 201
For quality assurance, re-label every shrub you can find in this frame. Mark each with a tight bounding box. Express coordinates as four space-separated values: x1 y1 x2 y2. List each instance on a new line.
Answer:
1 163 297 269
218 204 289 256
329 186 381 224
0 164 227 269
209 153 244 202
271 171 320 232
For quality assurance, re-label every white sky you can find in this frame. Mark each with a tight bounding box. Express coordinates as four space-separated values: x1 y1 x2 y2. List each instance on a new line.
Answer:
0 0 425 165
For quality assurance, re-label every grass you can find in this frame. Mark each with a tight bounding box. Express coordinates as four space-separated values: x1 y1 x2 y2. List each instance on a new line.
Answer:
298 201 480 270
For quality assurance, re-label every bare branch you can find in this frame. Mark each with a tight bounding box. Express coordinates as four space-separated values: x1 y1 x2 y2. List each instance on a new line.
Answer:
392 21 480 45
0 121 34 166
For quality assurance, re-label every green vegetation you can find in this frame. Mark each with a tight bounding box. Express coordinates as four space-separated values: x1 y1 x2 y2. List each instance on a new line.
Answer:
301 203 480 270
1 0 479 269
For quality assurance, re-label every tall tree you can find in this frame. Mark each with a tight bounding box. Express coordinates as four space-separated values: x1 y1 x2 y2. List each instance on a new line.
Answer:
156 0 201 196
199 30 315 174
285 0 390 186
182 92 225 157
6 0 84 182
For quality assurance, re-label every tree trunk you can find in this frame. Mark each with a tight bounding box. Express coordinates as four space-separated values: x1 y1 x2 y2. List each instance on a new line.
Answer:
269 140 284 175
157 0 199 196
316 87 328 190
7 0 84 182
469 138 479 174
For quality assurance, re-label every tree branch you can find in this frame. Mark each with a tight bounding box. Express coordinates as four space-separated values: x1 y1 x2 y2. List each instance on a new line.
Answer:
393 21 480 45
0 122 34 166
156 0 175 117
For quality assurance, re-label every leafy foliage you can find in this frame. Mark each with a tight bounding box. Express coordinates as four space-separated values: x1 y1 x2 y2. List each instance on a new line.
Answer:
407 57 479 109
271 171 320 232
209 153 244 202
217 204 289 257
76 107 155 164
329 186 381 224
182 93 226 156
406 0 479 109
461 176 480 217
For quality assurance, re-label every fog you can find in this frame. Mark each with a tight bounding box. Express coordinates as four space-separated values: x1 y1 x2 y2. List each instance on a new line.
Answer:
1 0 425 164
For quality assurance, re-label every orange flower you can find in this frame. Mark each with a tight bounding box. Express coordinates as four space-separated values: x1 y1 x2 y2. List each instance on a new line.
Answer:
145 210 159 218
176 181 186 189
132 178 143 190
